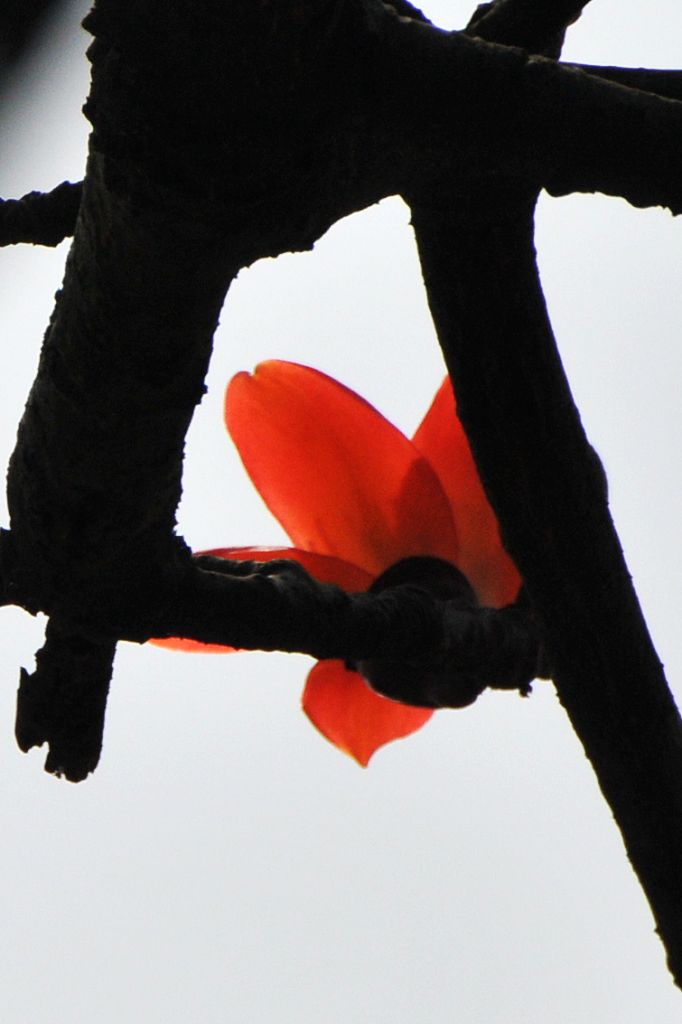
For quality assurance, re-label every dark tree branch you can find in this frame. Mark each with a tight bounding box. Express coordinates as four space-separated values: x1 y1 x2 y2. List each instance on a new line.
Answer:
384 0 431 23
3 0 682 981
161 559 543 704
16 618 115 782
467 0 589 57
402 0 682 985
409 190 682 985
0 181 82 247
378 15 682 214
7 548 545 777
3 0 680 745
569 63 682 101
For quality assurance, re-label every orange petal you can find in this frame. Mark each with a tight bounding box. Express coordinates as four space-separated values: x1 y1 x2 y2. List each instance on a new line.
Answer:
302 659 433 766
413 379 521 608
149 546 372 652
225 361 459 577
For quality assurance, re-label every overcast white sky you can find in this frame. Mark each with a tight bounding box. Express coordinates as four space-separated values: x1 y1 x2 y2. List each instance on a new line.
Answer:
0 1 681 1021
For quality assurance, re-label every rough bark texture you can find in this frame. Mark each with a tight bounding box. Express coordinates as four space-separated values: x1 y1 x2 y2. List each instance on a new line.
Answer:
3 0 682 989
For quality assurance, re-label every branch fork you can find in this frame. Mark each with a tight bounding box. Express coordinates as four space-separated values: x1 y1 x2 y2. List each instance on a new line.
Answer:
3 0 682 983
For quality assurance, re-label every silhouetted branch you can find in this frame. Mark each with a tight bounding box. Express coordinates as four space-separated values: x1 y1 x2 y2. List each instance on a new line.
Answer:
385 0 430 22
410 190 682 986
381 15 682 214
0 181 82 247
3 0 682 982
156 557 544 703
7 546 545 778
399 0 682 988
569 63 682 101
467 0 589 57
16 618 115 782
3 0 680 753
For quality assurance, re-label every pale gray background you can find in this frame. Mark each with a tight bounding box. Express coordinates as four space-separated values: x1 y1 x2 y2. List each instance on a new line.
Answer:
0 1 681 1020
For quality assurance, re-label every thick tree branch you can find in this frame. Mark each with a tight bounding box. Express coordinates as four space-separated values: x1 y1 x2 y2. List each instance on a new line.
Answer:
409 193 682 984
7 547 544 778
0 181 82 247
467 0 589 57
2 2 682 986
157 557 543 706
401 0 682 985
378 14 682 213
3 0 681 756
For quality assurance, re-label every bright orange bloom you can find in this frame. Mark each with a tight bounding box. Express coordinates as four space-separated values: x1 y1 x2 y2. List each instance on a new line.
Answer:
157 361 520 765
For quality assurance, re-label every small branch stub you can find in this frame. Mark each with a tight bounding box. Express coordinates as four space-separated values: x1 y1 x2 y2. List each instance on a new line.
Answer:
16 619 116 781
0 182 82 248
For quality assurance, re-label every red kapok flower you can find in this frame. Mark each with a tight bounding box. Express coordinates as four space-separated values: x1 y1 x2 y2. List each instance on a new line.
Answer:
156 361 520 766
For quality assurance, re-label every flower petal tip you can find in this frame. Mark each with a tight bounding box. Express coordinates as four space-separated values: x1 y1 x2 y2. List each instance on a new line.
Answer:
302 660 433 766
